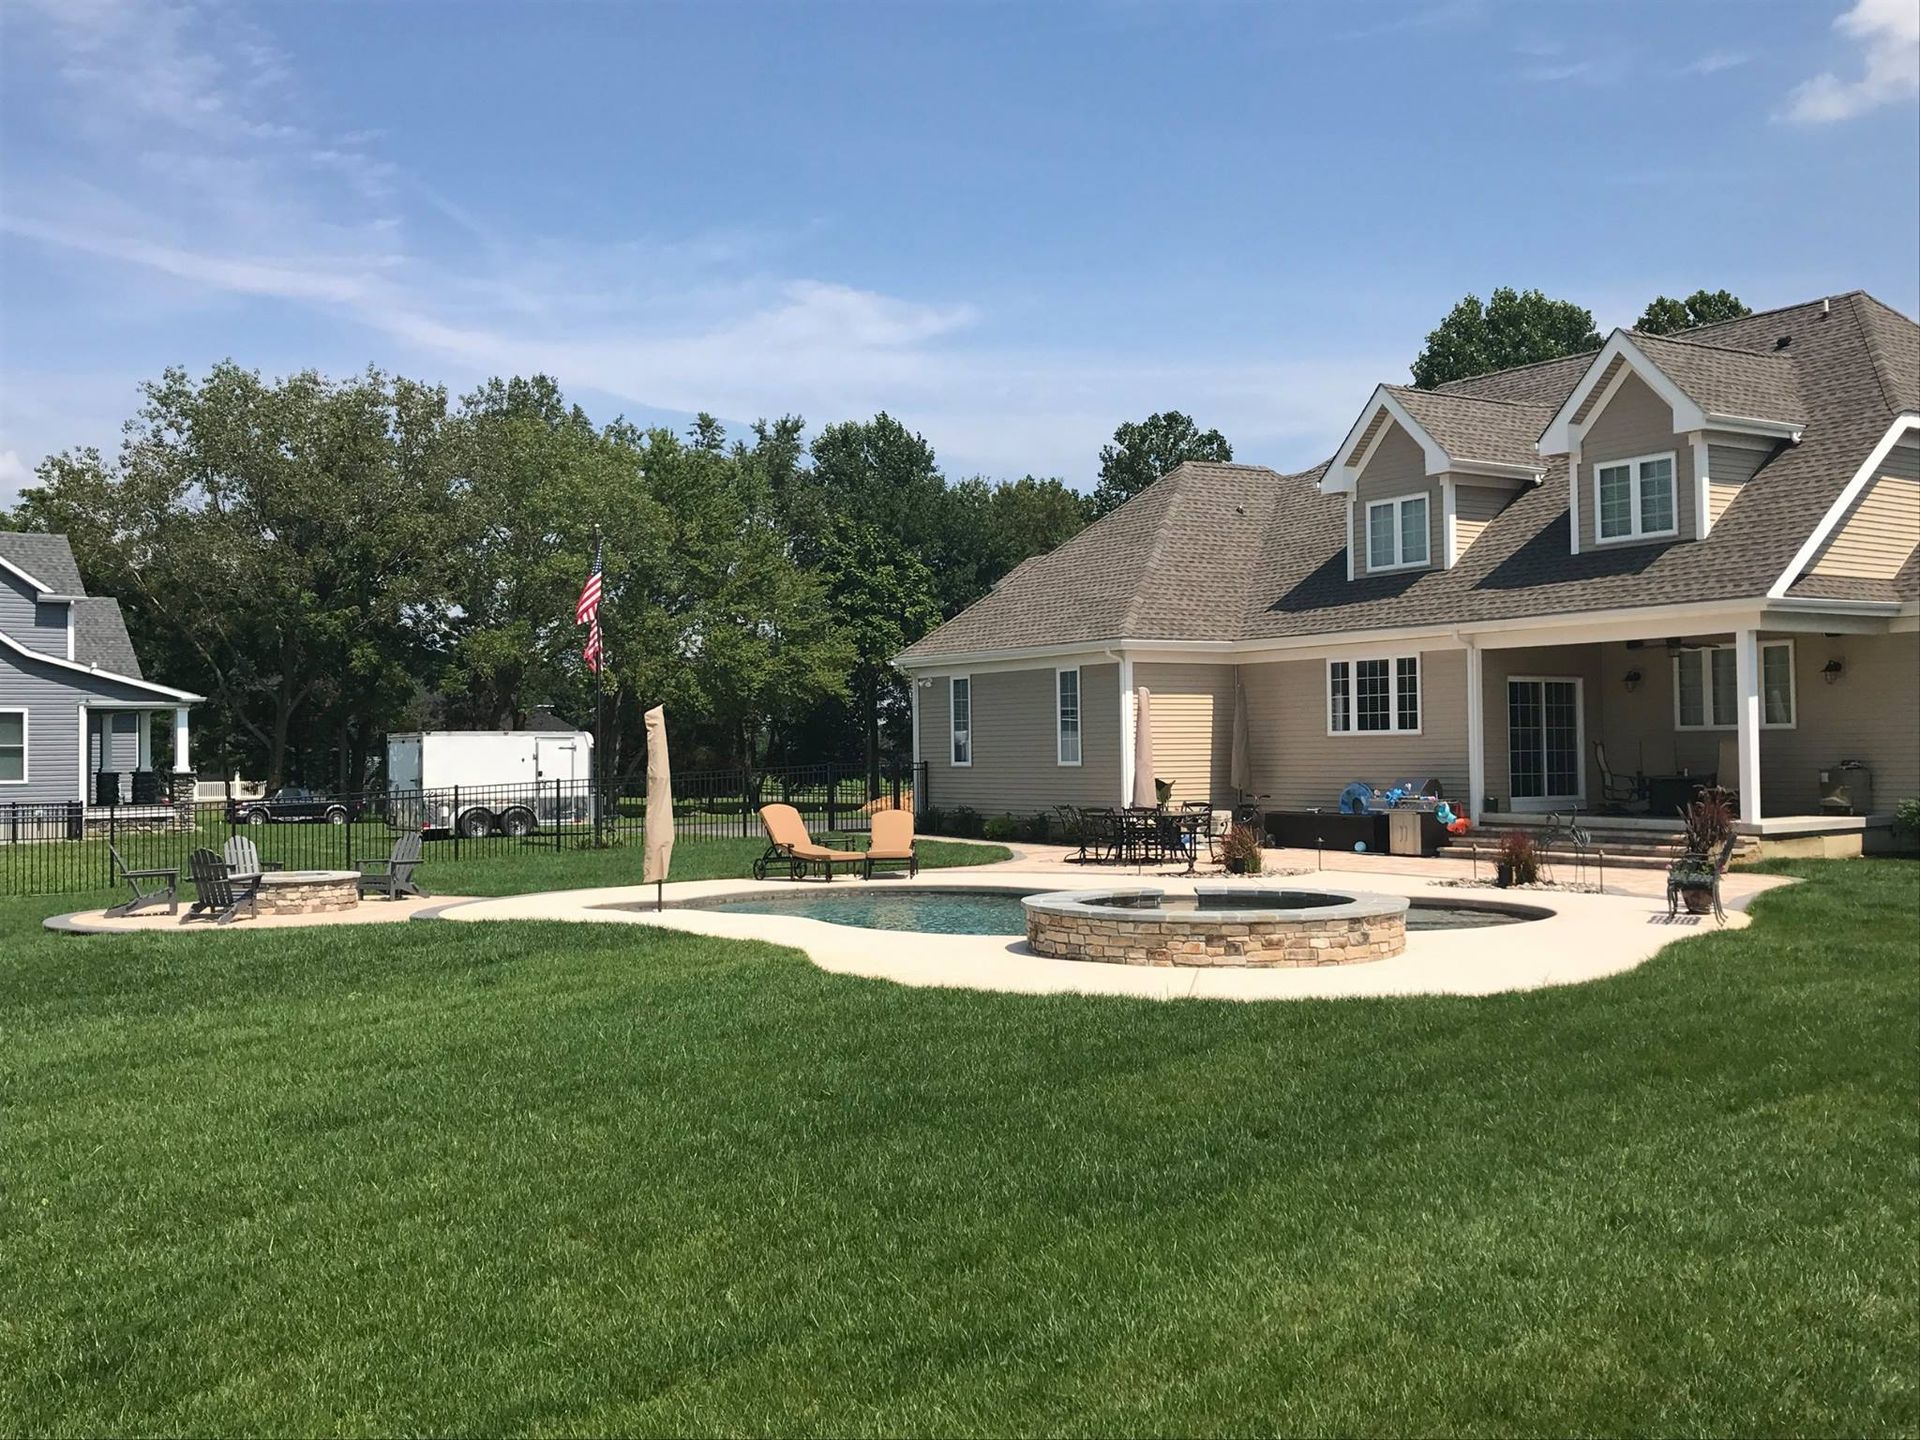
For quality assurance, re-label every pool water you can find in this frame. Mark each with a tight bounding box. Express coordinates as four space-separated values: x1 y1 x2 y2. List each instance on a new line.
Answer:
667 889 1534 936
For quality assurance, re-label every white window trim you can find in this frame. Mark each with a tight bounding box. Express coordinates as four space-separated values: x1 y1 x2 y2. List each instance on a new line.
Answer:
1364 493 1432 573
1326 656 1423 736
0 707 26 784
1672 640 1796 731
948 675 972 767
1055 665 1082 767
1592 449 1680 544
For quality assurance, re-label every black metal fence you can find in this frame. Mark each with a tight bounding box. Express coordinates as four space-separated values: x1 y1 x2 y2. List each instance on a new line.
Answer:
0 760 925 898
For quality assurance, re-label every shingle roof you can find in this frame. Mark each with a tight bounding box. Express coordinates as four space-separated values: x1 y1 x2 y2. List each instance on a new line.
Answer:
1384 386 1553 469
1630 331 1807 425
0 530 146 677
900 292 1920 662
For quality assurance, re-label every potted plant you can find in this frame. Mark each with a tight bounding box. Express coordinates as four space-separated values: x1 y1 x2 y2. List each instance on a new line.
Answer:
1154 777 1175 808
1218 823 1263 876
1670 788 1735 913
1494 831 1539 888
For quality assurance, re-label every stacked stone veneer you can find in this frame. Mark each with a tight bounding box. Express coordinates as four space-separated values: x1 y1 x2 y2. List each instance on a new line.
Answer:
257 873 360 915
1026 895 1406 967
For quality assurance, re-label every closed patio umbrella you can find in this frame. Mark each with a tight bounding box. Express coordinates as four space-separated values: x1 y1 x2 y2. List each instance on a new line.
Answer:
1131 687 1157 809
1230 674 1253 799
643 704 675 909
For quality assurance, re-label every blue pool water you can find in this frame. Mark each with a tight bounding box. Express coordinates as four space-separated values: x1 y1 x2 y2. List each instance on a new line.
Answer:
661 889 1535 935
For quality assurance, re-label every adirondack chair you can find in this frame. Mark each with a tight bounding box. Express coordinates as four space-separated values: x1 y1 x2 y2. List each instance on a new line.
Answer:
105 844 178 918
221 835 285 884
357 830 427 900
182 847 260 925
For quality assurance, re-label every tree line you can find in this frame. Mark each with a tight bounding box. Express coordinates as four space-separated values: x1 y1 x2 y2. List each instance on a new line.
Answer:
8 285 1741 790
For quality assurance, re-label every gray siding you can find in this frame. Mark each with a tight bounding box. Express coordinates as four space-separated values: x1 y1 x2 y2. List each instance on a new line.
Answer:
0 570 68 658
0 645 179 804
920 662 1122 815
1579 371 1696 551
1353 422 1440 577
1240 649 1469 808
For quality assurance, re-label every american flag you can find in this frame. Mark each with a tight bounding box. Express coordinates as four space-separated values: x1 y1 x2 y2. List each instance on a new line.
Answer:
576 534 606 672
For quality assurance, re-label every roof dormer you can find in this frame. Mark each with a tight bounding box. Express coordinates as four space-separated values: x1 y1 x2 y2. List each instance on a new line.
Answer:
1541 330 1803 554
1322 385 1549 577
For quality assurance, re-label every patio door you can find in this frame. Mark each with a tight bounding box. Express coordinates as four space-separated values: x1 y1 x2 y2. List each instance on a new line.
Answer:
1507 678 1584 810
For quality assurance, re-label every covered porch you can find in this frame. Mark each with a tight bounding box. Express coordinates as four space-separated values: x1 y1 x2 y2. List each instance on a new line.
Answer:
1464 612 1915 844
82 702 193 809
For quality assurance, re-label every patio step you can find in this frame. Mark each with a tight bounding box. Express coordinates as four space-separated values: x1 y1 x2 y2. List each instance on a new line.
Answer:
1462 821 1760 871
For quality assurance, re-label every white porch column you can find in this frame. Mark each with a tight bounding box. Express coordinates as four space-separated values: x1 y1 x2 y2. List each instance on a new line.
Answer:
136 711 153 770
1118 654 1135 806
1464 642 1486 819
1733 629 1762 823
172 707 192 776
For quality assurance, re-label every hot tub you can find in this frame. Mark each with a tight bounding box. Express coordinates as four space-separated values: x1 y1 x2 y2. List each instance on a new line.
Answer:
1023 886 1411 967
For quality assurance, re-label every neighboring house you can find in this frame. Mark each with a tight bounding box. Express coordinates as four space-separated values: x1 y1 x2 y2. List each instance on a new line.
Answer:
0 531 203 809
897 292 1920 850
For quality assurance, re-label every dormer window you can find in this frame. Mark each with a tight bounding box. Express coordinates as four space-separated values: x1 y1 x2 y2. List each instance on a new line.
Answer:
1595 452 1677 543
1366 494 1429 571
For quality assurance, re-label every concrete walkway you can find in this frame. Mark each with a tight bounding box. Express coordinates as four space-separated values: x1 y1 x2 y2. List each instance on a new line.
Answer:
426 863 1782 1002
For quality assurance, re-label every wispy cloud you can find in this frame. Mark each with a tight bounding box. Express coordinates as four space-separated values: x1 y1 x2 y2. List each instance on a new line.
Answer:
1683 51 1750 77
0 0 1389 489
1332 0 1487 43
1783 0 1920 123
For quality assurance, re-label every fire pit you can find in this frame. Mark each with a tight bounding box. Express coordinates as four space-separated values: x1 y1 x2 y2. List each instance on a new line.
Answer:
256 869 360 915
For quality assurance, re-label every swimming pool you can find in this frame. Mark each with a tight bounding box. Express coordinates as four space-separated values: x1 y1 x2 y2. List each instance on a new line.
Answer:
640 888 1541 937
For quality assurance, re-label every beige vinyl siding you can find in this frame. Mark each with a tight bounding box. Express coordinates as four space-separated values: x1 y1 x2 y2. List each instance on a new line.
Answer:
1706 481 1741 526
1240 649 1468 808
1704 440 1770 528
1450 481 1514 562
1579 371 1696 551
1134 662 1236 807
1755 631 1920 814
1809 441 1920 579
1353 422 1440 577
919 662 1120 815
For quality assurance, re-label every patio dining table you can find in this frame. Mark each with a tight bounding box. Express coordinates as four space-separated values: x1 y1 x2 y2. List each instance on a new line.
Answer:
1116 807 1208 874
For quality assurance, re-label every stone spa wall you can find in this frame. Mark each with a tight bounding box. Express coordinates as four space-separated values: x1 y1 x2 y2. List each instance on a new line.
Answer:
1024 889 1408 967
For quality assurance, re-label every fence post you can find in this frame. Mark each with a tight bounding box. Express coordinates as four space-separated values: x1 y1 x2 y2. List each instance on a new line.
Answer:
453 784 462 860
826 763 837 836
554 780 562 852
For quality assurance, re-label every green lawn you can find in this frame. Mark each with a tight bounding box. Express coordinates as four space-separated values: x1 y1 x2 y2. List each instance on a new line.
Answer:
2 859 1914 1436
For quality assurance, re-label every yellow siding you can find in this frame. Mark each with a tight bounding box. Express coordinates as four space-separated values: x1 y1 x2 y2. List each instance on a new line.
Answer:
1135 662 1236 807
1240 650 1469 808
1809 474 1920 580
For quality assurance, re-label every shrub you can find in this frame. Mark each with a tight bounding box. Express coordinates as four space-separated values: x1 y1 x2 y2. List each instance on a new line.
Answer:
1683 787 1736 856
1218 823 1263 875
949 806 983 839
1894 797 1920 845
919 805 947 835
1495 831 1540 885
1017 812 1053 844
983 813 1021 842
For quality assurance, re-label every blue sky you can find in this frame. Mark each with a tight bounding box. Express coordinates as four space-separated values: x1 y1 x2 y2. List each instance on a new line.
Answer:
2 0 1916 503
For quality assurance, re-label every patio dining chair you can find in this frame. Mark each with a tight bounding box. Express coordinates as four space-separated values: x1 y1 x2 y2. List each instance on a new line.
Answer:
1594 742 1647 812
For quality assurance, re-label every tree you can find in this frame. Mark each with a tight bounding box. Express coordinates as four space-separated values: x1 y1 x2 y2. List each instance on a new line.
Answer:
1636 289 1752 336
19 363 459 787
1410 288 1602 389
1089 412 1232 518
937 475 1090 613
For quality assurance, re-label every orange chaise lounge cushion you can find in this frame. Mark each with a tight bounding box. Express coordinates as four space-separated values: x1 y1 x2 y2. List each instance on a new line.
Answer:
758 803 864 863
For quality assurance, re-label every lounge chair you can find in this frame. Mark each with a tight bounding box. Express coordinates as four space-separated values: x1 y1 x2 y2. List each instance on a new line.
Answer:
753 803 864 881
863 809 918 880
221 835 285 884
182 847 260 925
358 830 427 900
105 844 178 918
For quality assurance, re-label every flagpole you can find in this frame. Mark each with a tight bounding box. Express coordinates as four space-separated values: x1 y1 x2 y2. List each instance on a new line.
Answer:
593 524 606 848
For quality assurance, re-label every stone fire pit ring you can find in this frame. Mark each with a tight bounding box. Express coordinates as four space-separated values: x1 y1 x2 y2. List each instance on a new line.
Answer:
1023 886 1409 968
256 869 361 915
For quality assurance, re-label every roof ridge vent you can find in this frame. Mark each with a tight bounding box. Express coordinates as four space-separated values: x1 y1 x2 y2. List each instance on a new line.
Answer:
1820 297 1832 319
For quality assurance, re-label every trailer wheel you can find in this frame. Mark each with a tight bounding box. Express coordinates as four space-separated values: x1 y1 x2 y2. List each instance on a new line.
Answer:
457 808 495 839
498 807 537 838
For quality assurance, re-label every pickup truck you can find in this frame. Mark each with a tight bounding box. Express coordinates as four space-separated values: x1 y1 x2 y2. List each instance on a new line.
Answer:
227 787 368 826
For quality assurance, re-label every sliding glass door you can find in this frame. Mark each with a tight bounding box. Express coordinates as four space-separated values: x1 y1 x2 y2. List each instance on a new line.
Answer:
1507 678 1584 809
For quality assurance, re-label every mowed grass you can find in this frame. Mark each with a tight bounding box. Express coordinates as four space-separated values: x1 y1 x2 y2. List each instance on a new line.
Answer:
1 860 1915 1436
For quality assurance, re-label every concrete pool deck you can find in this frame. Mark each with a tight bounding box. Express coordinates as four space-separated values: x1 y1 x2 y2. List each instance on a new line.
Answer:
423 865 1780 1001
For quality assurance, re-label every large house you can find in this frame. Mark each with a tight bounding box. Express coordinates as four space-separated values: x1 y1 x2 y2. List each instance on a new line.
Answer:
0 531 202 809
896 292 1920 854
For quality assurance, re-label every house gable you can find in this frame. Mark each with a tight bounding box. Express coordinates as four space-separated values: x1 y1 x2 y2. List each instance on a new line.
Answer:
1806 437 1920 581
0 565 71 660
1576 369 1697 552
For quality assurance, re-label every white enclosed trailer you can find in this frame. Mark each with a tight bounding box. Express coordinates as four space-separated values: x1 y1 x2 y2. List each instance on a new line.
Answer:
385 729 595 838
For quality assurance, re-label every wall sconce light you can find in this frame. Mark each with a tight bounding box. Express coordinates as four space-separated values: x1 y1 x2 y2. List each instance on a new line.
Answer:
1623 669 1643 693
1821 658 1845 685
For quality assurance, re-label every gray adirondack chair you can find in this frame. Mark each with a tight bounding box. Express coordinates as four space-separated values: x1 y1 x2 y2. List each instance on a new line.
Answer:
358 830 427 900
105 844 178 917
182 847 261 924
221 835 285 884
